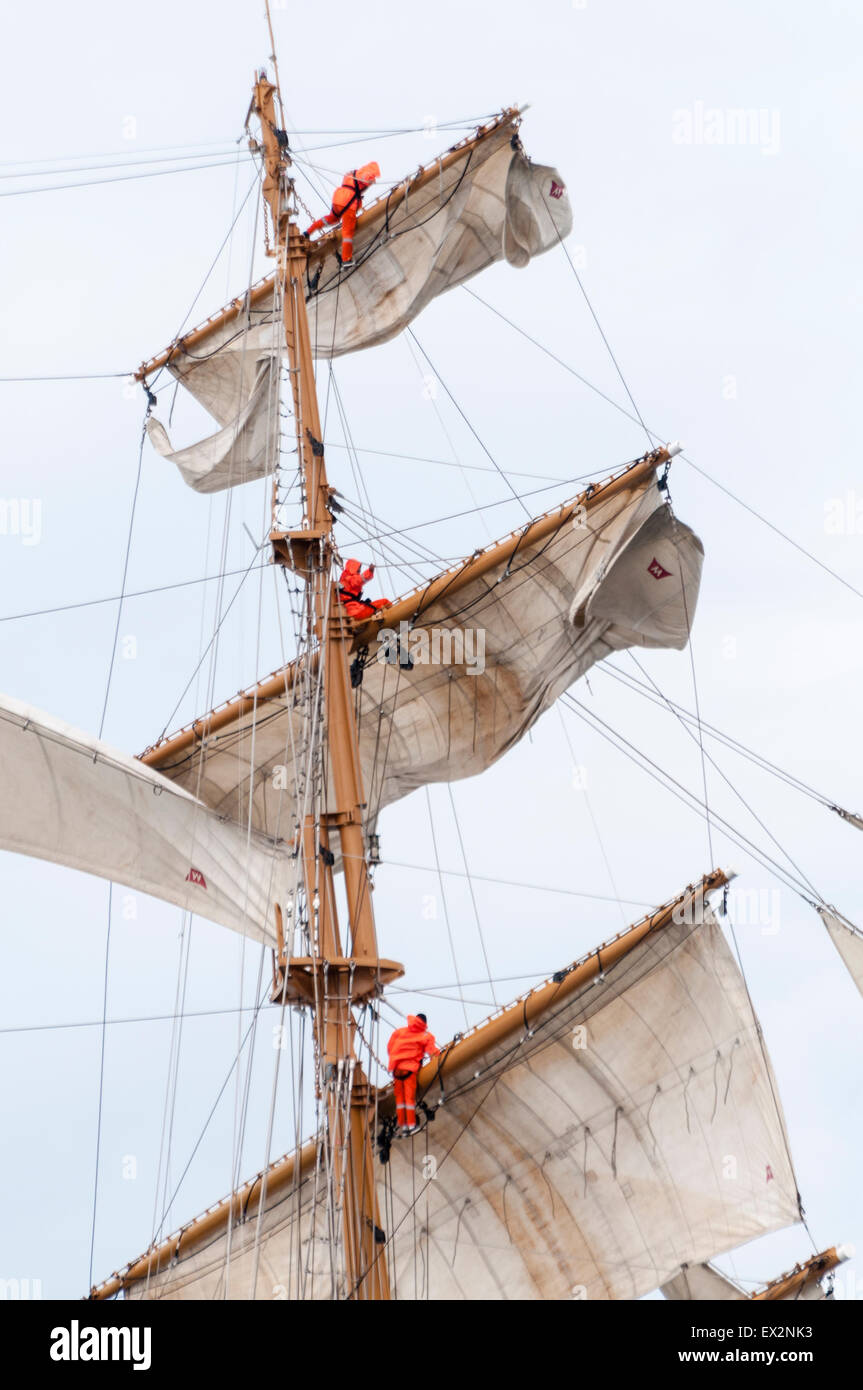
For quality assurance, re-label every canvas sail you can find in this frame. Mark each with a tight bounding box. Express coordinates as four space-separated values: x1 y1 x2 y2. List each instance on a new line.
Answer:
141 468 703 840
142 116 572 493
661 1264 746 1300
0 694 285 944
113 899 800 1301
662 1247 844 1302
146 359 279 495
817 907 863 996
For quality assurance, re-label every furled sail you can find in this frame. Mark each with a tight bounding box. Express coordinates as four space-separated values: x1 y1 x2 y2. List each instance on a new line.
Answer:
106 886 801 1301
140 112 572 494
0 694 285 944
140 461 703 839
817 906 863 996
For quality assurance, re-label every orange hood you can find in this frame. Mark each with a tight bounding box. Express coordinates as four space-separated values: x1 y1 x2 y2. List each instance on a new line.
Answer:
343 161 380 192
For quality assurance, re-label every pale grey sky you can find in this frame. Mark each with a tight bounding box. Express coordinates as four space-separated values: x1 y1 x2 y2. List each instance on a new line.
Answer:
0 0 861 1299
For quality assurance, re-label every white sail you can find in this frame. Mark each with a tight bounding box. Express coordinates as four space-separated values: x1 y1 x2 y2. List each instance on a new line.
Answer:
144 121 571 493
146 359 279 495
142 472 703 838
663 1245 849 1302
0 694 285 944
818 907 863 996
661 1264 746 1300
118 902 800 1301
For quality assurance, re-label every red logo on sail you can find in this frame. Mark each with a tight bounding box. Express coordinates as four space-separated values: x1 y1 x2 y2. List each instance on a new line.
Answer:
766 1164 774 1183
549 180 565 200
186 868 207 889
647 557 671 580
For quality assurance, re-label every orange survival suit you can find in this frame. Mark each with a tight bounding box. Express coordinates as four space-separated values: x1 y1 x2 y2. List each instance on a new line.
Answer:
338 558 391 620
304 161 381 267
387 1014 440 1131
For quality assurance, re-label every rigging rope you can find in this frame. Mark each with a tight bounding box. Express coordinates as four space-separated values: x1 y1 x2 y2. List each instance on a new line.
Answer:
323 437 571 483
555 706 628 929
152 982 274 1234
598 661 842 810
560 692 821 906
0 371 127 381
622 651 825 903
97 413 146 739
674 508 714 867
446 785 498 1006
87 884 112 1290
461 283 863 605
0 561 270 625
148 169 261 392
403 332 496 545
0 154 256 198
425 788 471 1031
539 186 653 450
406 327 533 520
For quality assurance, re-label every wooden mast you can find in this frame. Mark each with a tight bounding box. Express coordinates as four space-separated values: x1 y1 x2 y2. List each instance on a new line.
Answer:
251 72 401 1301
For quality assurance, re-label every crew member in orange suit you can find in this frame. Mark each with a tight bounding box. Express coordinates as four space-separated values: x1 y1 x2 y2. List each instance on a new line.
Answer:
338 558 391 620
304 161 381 268
387 1013 440 1135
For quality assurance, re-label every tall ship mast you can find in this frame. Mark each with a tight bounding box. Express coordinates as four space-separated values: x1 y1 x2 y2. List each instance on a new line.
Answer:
2 28 861 1305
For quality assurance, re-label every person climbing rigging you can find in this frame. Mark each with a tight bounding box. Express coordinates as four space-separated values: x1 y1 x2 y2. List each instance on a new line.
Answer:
387 1013 440 1135
338 558 392 620
303 161 381 269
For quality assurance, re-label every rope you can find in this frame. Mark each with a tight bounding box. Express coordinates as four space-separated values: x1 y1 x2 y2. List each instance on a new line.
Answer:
538 184 653 449
0 560 270 625
674 509 714 866
87 884 112 1289
406 328 533 519
598 661 840 810
334 470 600 544
0 154 256 198
327 365 397 594
150 188 270 1274
152 983 274 1233
425 788 470 1030
561 692 820 905
555 706 628 928
0 1002 286 1036
0 371 127 381
97 414 146 738
623 651 825 903
403 332 495 545
372 860 650 909
147 169 260 391
324 437 570 484
446 786 497 1006
461 284 863 605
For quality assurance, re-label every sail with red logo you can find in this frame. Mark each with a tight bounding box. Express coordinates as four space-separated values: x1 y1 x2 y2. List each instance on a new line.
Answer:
142 109 572 494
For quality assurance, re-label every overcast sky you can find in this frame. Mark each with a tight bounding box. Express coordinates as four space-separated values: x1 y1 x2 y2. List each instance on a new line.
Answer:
1 0 861 1300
